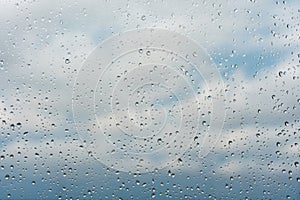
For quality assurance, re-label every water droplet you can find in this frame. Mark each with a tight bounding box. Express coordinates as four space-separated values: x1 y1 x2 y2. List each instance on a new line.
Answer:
276 142 281 147
5 174 10 180
284 121 289 126
0 60 4 70
151 193 155 198
271 94 276 100
257 109 261 113
178 158 183 164
157 138 162 144
65 59 70 64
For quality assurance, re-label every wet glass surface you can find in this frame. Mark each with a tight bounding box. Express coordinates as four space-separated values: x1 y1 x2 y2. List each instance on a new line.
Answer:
0 0 299 199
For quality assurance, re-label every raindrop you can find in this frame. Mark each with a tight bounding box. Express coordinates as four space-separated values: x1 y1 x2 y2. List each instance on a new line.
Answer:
178 158 183 164
157 138 162 144
4 174 10 180
65 59 70 64
151 193 155 198
284 121 289 126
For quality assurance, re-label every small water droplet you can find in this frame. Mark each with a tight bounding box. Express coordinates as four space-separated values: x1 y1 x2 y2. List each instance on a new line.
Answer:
157 138 162 144
5 174 10 180
276 142 281 147
178 158 183 164
257 109 261 113
284 121 289 126
65 59 70 64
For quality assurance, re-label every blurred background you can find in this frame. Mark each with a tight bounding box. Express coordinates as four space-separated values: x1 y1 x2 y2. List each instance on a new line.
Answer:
0 0 299 199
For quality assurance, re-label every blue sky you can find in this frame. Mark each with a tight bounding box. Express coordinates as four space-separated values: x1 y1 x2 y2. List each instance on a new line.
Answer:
0 0 299 199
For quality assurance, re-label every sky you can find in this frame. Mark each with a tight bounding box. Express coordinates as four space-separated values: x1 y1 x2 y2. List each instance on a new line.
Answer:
0 0 299 199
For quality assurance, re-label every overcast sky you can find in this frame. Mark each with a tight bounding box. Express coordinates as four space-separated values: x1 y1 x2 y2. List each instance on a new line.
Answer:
0 0 299 199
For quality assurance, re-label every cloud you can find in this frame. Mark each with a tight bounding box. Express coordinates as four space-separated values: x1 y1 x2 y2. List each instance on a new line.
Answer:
0 0 299 199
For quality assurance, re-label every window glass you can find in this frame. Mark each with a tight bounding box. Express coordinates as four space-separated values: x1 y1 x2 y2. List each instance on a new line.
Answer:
0 0 299 199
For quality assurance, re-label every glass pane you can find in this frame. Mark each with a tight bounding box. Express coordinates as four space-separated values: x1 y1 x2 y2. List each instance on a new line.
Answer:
1 0 299 199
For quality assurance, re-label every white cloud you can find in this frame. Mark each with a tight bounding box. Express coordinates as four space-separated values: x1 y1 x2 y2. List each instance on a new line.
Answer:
0 1 299 195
